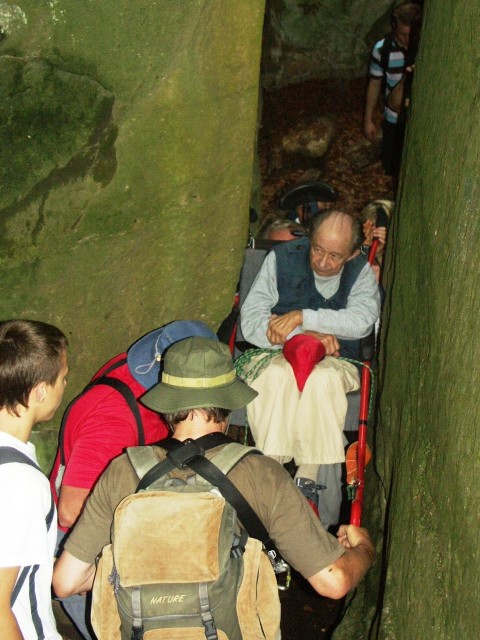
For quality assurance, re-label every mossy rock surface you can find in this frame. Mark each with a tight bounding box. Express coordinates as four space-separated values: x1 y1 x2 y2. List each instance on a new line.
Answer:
1 1 265 468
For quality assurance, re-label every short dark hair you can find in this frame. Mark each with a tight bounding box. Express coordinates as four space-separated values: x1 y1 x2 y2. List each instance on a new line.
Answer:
160 407 231 431
309 209 364 254
393 2 422 27
0 319 68 415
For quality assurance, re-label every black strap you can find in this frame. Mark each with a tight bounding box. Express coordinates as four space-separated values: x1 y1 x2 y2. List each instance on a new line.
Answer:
58 357 144 466
187 455 277 556
380 32 394 98
94 358 129 378
135 436 279 558
0 448 55 531
161 432 232 452
92 378 145 446
0 447 54 609
135 433 235 491
146 434 246 477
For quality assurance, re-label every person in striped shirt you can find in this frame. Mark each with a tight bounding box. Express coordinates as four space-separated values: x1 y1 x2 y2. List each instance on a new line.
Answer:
364 2 422 187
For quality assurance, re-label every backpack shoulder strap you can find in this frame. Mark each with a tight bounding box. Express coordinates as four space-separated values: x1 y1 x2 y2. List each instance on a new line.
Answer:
380 33 394 97
0 447 55 530
58 357 145 466
0 446 41 472
186 452 268 542
204 442 260 477
126 445 164 480
0 447 56 608
92 377 145 446
132 433 239 492
380 33 393 72
188 445 283 570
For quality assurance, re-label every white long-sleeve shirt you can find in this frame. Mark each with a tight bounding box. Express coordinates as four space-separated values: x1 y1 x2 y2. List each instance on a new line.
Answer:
240 251 381 349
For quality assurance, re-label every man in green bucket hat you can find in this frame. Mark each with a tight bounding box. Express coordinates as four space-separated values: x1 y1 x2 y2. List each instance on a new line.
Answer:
54 337 375 615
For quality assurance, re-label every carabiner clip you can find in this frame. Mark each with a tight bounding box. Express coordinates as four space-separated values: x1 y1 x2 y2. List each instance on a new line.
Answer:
274 559 291 591
268 549 291 591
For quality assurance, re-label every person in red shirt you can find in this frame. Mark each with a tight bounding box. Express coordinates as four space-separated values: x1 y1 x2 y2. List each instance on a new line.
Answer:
50 320 217 640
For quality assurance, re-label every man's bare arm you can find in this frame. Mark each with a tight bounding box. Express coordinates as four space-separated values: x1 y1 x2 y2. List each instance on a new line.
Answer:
307 525 375 599
53 550 96 598
364 78 382 142
57 485 90 529
0 566 23 640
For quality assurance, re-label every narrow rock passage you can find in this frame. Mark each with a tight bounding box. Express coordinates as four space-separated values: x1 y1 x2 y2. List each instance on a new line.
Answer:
259 77 392 230
54 77 388 640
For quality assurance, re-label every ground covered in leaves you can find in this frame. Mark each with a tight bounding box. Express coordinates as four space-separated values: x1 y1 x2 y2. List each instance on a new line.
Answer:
258 76 391 231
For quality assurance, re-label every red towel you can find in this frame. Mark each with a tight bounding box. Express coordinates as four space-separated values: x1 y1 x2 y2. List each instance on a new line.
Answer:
283 334 326 392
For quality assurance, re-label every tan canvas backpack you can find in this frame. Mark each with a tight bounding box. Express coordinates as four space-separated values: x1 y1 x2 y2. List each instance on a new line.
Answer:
91 439 284 640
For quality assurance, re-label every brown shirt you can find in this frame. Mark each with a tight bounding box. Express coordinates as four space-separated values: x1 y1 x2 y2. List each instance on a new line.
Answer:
65 441 344 579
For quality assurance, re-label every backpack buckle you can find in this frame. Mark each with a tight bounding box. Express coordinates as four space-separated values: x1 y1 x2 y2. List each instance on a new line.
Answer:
167 440 205 468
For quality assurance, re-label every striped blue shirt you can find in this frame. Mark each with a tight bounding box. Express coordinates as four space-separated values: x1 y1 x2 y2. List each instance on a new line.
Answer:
369 36 406 124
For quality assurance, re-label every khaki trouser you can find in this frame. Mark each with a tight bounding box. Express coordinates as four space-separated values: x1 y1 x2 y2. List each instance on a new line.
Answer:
246 354 359 465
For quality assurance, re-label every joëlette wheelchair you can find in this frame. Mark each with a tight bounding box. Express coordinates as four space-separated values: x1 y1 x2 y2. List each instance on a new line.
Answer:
217 181 387 527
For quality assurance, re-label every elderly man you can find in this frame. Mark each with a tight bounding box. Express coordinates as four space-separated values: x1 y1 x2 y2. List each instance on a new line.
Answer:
53 337 375 638
240 210 381 527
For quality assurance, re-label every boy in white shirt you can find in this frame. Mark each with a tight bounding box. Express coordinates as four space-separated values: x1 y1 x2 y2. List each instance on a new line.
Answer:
0 319 68 640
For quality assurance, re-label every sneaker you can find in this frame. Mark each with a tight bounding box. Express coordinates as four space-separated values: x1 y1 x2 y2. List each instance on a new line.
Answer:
295 477 323 517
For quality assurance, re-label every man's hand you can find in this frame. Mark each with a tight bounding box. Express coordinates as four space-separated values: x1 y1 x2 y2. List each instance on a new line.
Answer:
372 225 387 248
336 524 374 557
308 524 375 599
363 219 387 251
267 311 302 345
303 331 340 357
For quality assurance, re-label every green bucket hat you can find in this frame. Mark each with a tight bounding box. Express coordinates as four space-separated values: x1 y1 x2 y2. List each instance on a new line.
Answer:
141 337 258 413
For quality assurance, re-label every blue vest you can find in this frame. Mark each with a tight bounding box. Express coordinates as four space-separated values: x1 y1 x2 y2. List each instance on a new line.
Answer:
271 237 366 360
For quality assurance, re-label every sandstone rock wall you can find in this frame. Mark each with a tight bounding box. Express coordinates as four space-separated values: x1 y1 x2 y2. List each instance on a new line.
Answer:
0 1 265 469
262 0 395 88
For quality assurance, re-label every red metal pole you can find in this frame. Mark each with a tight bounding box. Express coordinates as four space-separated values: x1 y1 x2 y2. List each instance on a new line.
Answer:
350 361 371 526
349 239 378 526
